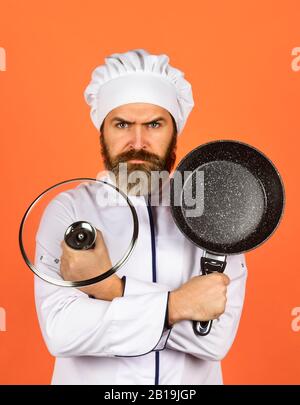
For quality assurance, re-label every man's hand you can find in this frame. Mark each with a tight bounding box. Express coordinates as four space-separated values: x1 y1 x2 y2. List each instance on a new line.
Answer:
168 273 230 326
60 229 124 301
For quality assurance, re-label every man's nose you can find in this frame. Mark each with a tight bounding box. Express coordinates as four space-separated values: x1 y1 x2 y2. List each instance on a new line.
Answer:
128 126 148 149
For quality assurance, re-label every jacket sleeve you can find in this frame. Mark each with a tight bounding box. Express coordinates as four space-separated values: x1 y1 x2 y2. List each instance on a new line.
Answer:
122 254 248 361
165 254 248 361
34 194 170 358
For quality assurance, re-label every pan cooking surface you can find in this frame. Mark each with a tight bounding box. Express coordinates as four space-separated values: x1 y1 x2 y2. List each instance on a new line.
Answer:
171 140 285 255
182 161 266 245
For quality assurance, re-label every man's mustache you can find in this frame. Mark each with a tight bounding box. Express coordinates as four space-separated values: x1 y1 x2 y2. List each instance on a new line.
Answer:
113 150 162 165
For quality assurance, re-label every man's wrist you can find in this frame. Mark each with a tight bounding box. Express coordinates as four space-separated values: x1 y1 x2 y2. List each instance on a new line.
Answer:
168 290 183 326
164 291 172 329
88 275 124 301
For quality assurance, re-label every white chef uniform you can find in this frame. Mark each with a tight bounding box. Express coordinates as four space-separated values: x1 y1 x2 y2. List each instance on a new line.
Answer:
34 173 248 385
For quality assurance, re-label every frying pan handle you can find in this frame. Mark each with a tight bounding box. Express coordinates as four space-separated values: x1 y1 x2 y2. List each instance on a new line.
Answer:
193 254 227 336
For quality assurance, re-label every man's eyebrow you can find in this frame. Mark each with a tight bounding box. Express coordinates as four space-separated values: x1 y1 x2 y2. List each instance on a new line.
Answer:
111 116 167 124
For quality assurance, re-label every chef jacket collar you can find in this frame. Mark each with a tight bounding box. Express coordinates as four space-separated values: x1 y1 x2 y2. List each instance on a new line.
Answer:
97 171 172 207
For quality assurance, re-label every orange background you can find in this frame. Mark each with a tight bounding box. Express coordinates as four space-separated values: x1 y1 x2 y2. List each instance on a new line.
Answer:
0 0 299 384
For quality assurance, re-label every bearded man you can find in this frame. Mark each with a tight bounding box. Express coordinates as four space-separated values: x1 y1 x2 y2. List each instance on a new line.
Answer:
34 49 247 385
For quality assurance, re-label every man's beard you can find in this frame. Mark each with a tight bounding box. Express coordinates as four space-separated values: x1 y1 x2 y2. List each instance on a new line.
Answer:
99 132 177 197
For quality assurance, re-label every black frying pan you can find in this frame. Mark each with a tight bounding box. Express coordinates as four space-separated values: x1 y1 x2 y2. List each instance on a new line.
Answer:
170 140 285 336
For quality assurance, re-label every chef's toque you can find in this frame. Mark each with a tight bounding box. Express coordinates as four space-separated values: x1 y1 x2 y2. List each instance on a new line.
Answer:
83 48 194 135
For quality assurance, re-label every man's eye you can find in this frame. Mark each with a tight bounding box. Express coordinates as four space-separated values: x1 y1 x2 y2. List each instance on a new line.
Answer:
149 122 160 128
116 122 128 128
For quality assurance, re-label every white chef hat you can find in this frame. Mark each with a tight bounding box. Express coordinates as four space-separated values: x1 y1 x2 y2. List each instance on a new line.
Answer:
83 49 194 135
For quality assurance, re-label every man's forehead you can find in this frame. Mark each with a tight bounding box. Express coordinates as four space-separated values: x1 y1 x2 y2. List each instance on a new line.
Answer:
110 116 167 124
107 103 170 122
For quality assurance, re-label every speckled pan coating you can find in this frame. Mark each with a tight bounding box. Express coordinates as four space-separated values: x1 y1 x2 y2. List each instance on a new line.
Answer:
170 140 285 255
